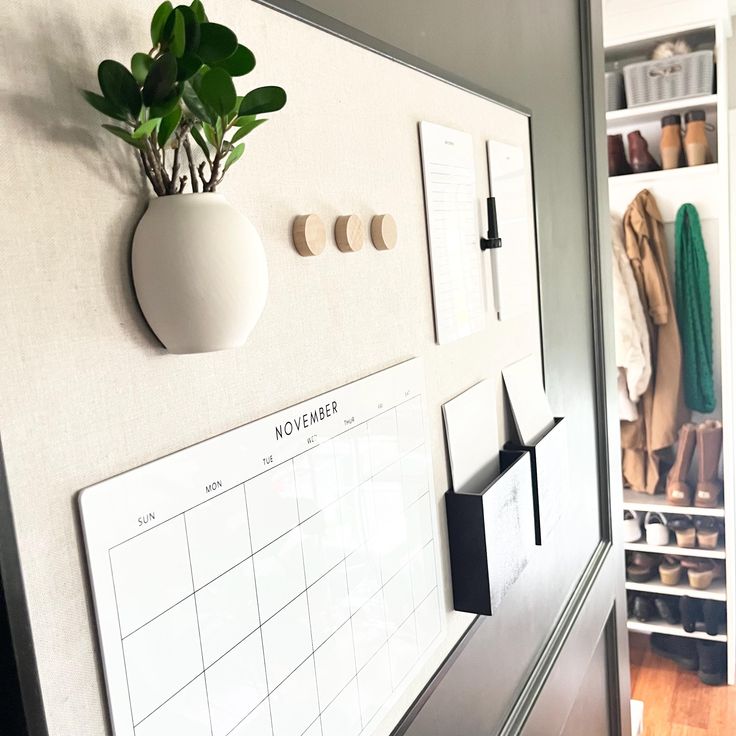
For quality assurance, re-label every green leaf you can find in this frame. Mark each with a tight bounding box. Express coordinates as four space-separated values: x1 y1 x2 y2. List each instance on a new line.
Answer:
190 125 211 162
151 1 173 45
231 117 266 143
168 9 186 57
158 106 182 147
176 53 202 81
202 121 218 147
215 116 223 141
190 0 207 23
98 60 142 117
131 53 153 85
233 114 254 126
223 142 245 172
176 5 201 53
197 67 236 118
149 87 182 118
142 52 177 106
197 23 237 64
81 90 128 121
102 124 144 148
132 118 162 139
239 86 287 116
215 45 255 76
182 80 213 123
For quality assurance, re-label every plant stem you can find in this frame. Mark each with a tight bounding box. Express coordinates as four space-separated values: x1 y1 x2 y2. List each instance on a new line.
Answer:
183 137 199 193
206 147 226 192
139 149 165 195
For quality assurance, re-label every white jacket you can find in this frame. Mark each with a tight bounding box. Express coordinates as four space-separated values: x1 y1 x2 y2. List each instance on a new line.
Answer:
611 214 652 420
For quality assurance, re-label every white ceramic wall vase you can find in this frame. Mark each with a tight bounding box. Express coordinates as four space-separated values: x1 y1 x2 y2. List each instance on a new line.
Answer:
132 193 268 354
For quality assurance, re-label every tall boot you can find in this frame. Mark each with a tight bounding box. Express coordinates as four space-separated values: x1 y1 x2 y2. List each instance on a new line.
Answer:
695 420 723 508
627 130 660 173
660 114 684 169
702 600 726 637
666 423 696 506
684 110 713 167
679 596 703 633
696 640 727 685
608 134 632 176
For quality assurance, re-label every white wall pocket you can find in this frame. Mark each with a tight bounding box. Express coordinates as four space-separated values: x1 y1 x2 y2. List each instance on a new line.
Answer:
445 450 535 615
500 417 568 545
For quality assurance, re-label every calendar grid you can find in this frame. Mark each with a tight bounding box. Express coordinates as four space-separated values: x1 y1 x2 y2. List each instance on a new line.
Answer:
83 362 443 736
182 514 214 736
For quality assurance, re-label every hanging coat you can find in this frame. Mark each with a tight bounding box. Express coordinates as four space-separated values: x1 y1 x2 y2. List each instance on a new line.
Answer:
611 214 651 420
620 189 690 493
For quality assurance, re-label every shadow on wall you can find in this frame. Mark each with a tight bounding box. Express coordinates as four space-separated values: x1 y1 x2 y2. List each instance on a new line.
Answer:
2 9 164 351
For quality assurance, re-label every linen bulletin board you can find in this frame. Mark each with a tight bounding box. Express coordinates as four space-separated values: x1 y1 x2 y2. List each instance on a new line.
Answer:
0 2 547 734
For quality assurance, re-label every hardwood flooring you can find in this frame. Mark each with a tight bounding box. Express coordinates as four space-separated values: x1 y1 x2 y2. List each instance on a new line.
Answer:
629 633 736 735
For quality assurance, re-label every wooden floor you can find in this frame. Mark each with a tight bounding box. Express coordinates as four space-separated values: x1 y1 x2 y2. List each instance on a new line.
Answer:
629 633 736 735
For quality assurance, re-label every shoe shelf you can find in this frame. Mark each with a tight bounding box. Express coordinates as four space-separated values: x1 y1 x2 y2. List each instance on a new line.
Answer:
627 617 727 642
624 540 726 559
626 579 726 601
622 488 725 518
608 162 718 188
606 94 717 126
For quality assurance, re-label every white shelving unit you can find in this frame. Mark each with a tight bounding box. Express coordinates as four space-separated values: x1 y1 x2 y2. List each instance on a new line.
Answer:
627 617 727 642
622 488 725 518
606 17 734 683
626 579 726 601
606 93 717 125
624 541 726 559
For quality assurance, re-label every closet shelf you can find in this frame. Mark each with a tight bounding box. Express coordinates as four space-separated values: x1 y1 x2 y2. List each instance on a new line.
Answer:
626 579 726 601
623 488 725 518
608 162 718 187
606 94 717 127
624 541 726 559
627 617 727 642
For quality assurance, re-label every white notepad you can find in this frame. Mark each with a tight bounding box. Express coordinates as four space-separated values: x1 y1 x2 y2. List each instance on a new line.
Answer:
419 121 485 344
442 379 499 494
502 355 554 445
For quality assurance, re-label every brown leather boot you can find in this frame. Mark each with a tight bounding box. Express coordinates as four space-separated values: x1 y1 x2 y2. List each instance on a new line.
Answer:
627 130 661 173
608 134 632 176
694 420 723 508
666 423 696 506
684 110 713 166
660 114 684 170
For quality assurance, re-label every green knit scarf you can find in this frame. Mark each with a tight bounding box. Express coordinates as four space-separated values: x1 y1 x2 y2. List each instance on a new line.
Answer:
675 203 715 413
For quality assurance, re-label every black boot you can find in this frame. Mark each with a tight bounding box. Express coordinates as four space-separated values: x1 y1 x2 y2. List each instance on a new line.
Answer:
679 596 703 633
655 597 680 624
703 600 726 637
633 595 654 622
696 640 726 685
650 633 698 670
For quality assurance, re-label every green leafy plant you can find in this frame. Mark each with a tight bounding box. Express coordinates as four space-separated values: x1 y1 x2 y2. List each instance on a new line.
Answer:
82 1 286 195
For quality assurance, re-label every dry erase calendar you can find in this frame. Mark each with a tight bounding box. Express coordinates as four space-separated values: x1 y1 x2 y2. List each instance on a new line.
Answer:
79 359 444 736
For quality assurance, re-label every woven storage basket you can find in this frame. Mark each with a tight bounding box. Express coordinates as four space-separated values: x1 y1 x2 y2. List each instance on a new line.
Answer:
623 49 714 107
605 70 624 111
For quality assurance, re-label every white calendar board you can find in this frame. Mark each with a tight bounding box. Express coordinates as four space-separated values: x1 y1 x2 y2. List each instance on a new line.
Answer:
79 359 444 736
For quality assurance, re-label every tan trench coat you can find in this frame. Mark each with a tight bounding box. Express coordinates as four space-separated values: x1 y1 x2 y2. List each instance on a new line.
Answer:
620 189 689 493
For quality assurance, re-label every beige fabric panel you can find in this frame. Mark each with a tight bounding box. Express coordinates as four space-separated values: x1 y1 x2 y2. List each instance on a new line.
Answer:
0 2 541 733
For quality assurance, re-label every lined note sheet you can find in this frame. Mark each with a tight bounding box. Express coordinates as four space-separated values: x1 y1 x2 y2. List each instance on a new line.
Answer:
419 122 485 345
487 139 536 320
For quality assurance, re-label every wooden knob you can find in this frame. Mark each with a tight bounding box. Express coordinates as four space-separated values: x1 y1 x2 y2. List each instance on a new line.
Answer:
371 214 397 250
292 214 326 256
335 215 364 253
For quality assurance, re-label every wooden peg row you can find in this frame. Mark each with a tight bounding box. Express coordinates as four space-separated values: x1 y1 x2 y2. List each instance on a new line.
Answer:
335 215 364 253
292 214 326 257
371 214 397 251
